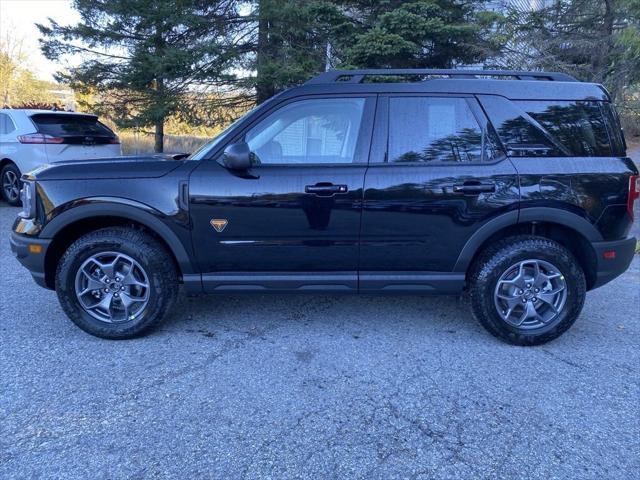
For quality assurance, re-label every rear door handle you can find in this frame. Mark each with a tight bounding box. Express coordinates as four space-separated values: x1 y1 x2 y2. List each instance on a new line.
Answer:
452 182 496 194
305 183 348 196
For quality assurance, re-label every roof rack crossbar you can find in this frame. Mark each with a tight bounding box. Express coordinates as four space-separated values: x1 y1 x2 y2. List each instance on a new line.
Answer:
306 69 578 84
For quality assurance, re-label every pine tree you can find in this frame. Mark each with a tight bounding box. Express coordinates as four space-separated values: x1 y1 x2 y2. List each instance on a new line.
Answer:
501 0 640 100
38 0 240 152
247 0 505 103
332 0 504 69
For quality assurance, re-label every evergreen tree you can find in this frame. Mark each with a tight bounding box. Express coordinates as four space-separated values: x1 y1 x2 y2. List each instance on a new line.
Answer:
334 0 504 69
247 0 505 103
38 0 240 152
502 0 640 100
252 0 343 103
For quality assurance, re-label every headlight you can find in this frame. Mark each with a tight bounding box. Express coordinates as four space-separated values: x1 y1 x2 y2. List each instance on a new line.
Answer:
19 181 36 219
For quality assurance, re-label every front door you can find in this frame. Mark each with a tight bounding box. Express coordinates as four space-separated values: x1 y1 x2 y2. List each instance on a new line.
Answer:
359 94 519 291
189 95 375 292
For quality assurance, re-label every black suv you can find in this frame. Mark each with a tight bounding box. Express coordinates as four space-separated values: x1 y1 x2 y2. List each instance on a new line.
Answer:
10 69 639 345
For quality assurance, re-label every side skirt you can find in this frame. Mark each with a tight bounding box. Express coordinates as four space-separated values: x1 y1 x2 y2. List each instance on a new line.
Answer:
186 271 466 294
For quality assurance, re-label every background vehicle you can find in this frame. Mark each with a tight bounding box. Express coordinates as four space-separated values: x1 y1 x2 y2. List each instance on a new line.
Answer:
0 109 121 205
10 69 639 345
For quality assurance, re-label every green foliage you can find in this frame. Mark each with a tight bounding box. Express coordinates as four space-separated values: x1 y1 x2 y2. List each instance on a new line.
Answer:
38 0 241 151
247 0 505 102
335 0 504 68
501 0 640 97
251 0 344 102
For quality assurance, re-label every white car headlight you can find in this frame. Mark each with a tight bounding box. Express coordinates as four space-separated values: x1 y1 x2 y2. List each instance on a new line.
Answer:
19 181 36 219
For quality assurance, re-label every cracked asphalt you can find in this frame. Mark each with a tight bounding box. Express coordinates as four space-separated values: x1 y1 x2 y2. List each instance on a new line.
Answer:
1 204 639 479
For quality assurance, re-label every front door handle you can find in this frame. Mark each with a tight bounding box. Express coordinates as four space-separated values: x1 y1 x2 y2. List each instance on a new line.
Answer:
305 183 348 196
452 182 496 195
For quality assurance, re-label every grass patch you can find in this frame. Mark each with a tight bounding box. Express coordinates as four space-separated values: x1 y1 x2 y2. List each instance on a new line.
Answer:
119 132 210 155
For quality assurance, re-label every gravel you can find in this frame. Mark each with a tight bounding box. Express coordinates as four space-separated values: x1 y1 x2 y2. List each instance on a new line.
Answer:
1 204 639 479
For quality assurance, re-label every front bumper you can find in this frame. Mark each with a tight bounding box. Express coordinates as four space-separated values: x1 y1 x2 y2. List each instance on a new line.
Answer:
10 231 52 289
591 236 637 289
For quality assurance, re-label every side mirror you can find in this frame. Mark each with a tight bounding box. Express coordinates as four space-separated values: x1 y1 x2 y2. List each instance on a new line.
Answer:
222 142 252 170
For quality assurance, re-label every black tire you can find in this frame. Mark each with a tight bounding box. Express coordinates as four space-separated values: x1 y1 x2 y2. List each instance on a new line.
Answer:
55 227 179 339
469 235 586 346
1 162 22 206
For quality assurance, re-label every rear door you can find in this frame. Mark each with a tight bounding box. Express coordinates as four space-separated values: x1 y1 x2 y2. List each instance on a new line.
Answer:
29 113 120 161
189 95 375 292
359 94 519 290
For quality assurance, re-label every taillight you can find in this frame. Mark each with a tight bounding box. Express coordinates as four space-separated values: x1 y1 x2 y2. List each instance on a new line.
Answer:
628 175 640 219
18 133 64 144
109 136 120 145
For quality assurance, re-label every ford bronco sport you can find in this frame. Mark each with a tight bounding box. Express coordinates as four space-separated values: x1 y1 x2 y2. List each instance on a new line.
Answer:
10 69 639 345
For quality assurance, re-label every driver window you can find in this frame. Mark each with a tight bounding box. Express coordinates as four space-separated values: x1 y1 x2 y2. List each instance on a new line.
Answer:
245 98 365 165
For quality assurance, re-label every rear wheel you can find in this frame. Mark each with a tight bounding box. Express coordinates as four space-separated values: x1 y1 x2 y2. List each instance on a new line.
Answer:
1 163 21 206
469 236 586 346
55 227 179 339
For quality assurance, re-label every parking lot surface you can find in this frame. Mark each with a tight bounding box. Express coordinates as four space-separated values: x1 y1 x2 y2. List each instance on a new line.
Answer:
1 204 639 479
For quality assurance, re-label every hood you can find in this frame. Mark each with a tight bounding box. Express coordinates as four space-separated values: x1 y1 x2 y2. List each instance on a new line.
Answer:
27 154 187 181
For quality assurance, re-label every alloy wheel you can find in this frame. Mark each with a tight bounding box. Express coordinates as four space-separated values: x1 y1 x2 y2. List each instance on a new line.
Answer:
493 259 567 329
2 170 20 202
74 252 150 323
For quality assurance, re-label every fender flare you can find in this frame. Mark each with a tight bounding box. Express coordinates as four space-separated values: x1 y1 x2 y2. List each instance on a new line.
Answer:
40 198 196 274
453 207 603 273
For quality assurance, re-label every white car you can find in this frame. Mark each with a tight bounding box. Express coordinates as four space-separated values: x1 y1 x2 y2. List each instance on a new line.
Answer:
0 109 121 205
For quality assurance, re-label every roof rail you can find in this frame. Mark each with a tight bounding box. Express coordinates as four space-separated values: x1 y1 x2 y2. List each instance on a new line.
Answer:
306 69 578 84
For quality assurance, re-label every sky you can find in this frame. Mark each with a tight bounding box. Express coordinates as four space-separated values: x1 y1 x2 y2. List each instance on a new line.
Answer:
0 0 80 81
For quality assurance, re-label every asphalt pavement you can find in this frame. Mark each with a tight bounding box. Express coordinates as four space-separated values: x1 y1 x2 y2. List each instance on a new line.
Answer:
1 204 639 479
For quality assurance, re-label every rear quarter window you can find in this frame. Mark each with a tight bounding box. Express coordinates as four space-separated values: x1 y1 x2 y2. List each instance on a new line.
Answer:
601 102 626 156
30 114 114 138
516 100 612 157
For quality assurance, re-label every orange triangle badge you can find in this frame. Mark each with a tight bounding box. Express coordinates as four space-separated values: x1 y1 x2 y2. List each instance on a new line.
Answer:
210 219 228 232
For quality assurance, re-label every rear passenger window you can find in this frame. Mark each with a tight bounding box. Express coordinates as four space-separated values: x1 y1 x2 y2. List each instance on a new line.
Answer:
388 97 494 163
0 113 16 134
517 100 612 157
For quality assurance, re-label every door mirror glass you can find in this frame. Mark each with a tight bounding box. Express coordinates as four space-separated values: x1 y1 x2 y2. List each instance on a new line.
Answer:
222 142 252 170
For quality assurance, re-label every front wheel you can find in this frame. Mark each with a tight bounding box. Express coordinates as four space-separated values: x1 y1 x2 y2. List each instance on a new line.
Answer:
469 236 586 346
55 227 179 339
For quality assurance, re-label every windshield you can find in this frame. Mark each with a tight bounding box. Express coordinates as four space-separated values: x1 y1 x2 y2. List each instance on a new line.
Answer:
188 104 261 160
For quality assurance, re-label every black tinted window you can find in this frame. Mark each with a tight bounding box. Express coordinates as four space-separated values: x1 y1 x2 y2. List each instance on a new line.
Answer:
601 102 626 156
479 95 561 157
517 101 611 157
31 114 114 137
0 113 15 134
388 97 491 163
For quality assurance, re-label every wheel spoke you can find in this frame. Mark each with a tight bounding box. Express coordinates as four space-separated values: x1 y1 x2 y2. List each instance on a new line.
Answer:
497 292 521 309
87 292 114 320
94 255 122 279
124 289 149 302
80 269 104 292
536 293 560 313
516 301 539 325
121 269 147 287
